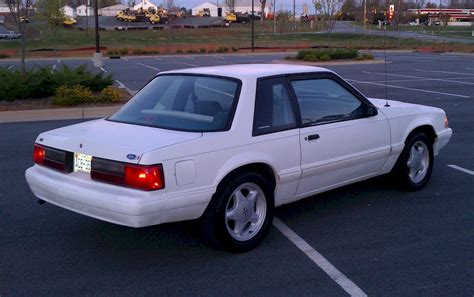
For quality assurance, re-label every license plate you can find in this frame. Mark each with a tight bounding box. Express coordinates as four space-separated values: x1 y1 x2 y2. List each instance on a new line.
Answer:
74 153 92 173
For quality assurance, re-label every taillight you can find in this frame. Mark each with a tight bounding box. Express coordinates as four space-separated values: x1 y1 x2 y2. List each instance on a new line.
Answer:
444 116 449 128
33 144 72 173
33 144 45 164
91 157 164 191
124 164 164 191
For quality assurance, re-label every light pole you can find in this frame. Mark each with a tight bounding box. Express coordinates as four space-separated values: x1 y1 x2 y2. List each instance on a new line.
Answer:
363 0 366 34
251 0 254 51
93 0 103 67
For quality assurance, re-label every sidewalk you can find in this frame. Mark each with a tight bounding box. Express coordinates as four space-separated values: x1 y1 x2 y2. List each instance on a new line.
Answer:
0 106 121 123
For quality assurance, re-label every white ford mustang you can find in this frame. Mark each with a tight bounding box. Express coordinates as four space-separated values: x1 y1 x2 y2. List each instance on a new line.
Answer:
25 64 452 252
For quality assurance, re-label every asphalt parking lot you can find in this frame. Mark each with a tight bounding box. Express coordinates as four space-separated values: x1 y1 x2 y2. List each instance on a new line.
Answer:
1 52 473 296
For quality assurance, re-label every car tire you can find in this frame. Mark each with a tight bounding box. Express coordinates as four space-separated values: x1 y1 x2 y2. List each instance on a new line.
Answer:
392 132 434 191
201 171 274 253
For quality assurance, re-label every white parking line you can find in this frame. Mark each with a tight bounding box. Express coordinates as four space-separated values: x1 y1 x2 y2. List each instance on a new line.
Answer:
154 57 162 61
363 76 474 84
137 62 160 71
122 57 129 61
184 56 195 60
346 79 470 98
174 61 199 67
447 164 474 175
414 69 474 76
361 71 474 86
7 65 13 69
100 67 108 73
273 218 367 297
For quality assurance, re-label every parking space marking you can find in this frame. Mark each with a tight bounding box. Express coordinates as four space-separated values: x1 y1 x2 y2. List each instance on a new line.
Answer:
174 61 199 67
346 79 470 98
414 69 474 77
154 57 162 61
100 67 108 73
7 65 13 69
447 164 474 176
363 76 474 84
137 62 160 71
273 218 367 297
361 71 474 86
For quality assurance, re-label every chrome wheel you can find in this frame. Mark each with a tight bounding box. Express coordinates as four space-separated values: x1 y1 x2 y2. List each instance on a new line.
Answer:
225 182 267 242
407 140 430 184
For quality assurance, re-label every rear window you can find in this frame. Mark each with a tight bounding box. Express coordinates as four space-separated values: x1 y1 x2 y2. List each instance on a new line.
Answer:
108 74 241 132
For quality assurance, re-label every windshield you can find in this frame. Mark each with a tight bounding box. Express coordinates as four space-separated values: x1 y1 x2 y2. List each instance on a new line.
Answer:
108 74 241 132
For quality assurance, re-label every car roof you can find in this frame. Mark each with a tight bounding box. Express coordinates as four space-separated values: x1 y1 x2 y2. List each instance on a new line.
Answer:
161 64 333 80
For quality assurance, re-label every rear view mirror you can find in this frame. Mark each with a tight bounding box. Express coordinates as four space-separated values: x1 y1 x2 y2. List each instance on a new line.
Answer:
367 105 378 117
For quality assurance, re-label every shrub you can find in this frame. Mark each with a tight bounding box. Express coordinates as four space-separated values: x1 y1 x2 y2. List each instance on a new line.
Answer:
119 48 129 55
296 48 358 61
199 48 206 53
99 86 122 103
231 46 239 52
149 50 160 54
0 54 9 59
52 85 94 106
186 49 197 54
216 46 229 53
0 65 113 101
132 48 150 55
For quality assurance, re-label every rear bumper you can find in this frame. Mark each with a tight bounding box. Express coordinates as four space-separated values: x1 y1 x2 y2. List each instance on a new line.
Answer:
434 128 453 156
25 165 213 227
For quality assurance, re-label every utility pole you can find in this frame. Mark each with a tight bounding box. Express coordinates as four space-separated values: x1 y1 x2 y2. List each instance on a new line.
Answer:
93 0 103 67
251 0 254 51
363 0 366 34
293 0 295 28
273 0 276 34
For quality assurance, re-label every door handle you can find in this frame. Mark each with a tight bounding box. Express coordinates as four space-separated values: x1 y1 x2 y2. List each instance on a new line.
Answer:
306 134 320 141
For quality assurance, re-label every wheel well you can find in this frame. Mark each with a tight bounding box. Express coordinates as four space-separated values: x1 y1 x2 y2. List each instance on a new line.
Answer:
406 125 436 144
217 163 277 192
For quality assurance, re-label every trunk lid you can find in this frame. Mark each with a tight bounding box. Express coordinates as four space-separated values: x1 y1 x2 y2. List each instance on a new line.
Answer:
36 119 202 164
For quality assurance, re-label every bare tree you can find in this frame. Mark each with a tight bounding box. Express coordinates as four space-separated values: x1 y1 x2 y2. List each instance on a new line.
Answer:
319 0 343 31
259 0 266 21
312 0 321 29
37 0 66 52
164 0 174 10
225 0 235 12
6 0 33 73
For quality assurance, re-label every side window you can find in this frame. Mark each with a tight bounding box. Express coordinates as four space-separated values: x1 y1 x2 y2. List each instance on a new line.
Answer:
290 78 365 125
253 77 297 135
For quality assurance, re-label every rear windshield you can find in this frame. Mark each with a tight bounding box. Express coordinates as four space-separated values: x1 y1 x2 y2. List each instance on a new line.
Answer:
108 74 241 132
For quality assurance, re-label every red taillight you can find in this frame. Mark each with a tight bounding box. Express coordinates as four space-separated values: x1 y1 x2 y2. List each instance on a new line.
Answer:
124 164 165 191
91 157 165 191
33 144 45 164
33 144 70 172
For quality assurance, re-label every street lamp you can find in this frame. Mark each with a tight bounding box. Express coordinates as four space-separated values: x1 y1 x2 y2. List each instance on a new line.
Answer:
251 0 254 51
93 0 103 67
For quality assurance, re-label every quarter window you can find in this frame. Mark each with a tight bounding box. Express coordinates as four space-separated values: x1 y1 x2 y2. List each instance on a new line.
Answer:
291 78 365 125
253 77 297 135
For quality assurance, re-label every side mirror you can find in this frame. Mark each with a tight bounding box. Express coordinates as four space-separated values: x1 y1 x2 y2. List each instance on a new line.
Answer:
367 105 378 117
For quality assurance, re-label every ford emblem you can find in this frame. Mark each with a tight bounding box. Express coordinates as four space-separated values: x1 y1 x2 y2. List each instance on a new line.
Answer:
127 154 137 160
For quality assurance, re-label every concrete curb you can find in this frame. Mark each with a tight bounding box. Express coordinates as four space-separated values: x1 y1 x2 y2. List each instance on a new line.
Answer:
0 105 122 123
274 59 387 66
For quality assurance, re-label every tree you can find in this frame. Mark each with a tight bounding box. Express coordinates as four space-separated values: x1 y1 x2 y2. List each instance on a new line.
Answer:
425 2 438 8
225 0 235 12
319 0 343 31
312 0 321 29
259 0 266 21
164 0 174 10
6 0 33 73
37 0 66 51
340 0 359 20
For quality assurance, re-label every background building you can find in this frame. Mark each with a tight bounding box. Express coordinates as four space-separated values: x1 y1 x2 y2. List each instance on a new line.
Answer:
61 5 77 18
76 4 94 16
99 4 129 16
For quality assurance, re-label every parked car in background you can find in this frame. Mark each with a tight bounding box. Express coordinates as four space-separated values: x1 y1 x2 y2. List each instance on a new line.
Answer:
25 64 452 252
0 31 21 39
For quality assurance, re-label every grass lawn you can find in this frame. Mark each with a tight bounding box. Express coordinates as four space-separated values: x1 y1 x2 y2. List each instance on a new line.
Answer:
1 20 473 57
352 21 474 39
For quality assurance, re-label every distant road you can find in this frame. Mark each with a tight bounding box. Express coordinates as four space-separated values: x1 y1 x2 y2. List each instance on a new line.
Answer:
331 21 474 44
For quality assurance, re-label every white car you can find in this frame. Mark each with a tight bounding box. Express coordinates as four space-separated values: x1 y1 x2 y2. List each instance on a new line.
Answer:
25 64 452 252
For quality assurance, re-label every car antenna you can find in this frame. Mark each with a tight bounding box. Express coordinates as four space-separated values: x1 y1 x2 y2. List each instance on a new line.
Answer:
383 14 390 107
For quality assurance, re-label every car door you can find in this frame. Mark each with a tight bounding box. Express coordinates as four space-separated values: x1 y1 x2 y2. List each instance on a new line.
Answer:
288 73 391 198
